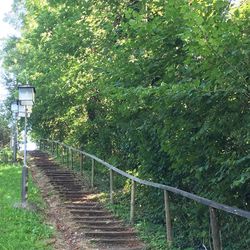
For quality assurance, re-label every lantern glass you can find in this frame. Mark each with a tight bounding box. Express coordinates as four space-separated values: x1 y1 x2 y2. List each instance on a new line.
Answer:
18 86 35 106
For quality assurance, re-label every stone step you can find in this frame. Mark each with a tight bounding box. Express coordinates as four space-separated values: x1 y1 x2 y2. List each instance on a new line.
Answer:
66 205 101 210
70 210 110 216
79 225 125 231
46 172 74 174
51 180 78 183
100 247 144 250
65 197 98 202
59 191 91 195
72 215 114 221
75 220 123 225
86 231 135 238
49 176 76 179
89 237 139 244
52 185 81 189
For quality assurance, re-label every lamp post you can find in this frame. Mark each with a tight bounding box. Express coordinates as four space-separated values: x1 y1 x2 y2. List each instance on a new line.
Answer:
11 100 19 162
18 85 35 206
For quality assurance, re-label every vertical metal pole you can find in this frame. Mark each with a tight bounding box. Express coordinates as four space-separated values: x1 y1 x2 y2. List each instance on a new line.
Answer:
164 190 173 244
12 117 14 161
91 159 95 188
210 207 221 250
130 180 135 224
13 114 17 162
21 106 28 205
110 169 114 204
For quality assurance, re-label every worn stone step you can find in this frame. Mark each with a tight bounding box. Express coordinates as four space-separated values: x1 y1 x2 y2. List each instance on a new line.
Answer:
79 225 125 231
70 210 110 216
46 171 74 174
52 184 82 188
49 176 75 179
86 231 135 238
61 195 90 199
66 197 98 202
54 185 83 189
72 215 114 221
46 172 73 174
66 205 101 210
59 192 85 195
64 201 99 205
36 164 58 167
89 237 139 244
59 191 90 195
51 180 78 183
101 247 144 250
75 220 123 225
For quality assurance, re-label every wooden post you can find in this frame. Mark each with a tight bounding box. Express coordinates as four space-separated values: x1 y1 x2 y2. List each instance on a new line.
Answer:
51 141 53 154
80 153 83 174
110 169 114 204
91 159 95 188
130 180 135 224
164 190 173 244
71 149 74 170
66 148 69 167
61 146 64 164
209 207 221 250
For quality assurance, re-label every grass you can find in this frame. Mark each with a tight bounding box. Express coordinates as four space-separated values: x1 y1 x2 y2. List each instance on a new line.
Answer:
0 163 54 250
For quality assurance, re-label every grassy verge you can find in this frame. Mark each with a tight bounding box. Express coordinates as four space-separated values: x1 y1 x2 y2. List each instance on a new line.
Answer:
0 163 54 250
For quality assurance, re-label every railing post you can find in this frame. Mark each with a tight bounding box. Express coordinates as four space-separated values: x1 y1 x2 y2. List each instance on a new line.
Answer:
91 159 95 188
130 180 135 224
110 169 114 204
66 148 69 168
56 143 59 158
51 141 54 155
71 149 74 170
62 146 64 164
164 190 173 244
80 153 83 174
209 207 221 250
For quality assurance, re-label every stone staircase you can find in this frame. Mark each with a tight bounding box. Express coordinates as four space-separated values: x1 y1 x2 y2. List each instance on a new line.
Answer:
29 151 145 250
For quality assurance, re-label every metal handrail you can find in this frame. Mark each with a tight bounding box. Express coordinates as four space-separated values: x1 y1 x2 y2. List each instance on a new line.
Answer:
39 138 250 250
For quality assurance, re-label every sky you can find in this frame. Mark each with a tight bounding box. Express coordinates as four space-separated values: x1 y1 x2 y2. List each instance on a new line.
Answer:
0 0 19 103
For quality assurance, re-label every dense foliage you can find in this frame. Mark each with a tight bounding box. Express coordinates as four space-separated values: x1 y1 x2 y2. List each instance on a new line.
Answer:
2 0 249 249
0 113 10 147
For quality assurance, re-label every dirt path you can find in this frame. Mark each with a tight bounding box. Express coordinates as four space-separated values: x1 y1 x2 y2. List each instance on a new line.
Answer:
29 150 145 250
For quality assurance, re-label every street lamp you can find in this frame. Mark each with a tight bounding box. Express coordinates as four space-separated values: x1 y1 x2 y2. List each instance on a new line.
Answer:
18 85 35 206
11 100 19 162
